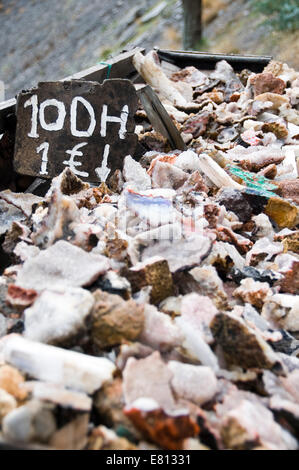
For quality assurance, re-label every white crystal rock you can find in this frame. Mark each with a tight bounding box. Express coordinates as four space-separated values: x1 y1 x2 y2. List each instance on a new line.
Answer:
168 361 217 405
16 240 110 290
24 287 94 345
0 335 116 394
139 304 183 351
123 155 151 191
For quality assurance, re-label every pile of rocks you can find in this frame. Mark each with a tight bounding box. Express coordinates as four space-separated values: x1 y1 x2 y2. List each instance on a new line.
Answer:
0 51 298 450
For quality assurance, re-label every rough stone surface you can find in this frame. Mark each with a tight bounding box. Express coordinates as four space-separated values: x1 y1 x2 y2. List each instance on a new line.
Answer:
217 189 253 223
16 240 110 290
233 278 272 309
168 361 217 406
250 72 286 97
123 352 176 412
124 256 174 304
24 287 95 345
91 290 144 349
211 312 282 371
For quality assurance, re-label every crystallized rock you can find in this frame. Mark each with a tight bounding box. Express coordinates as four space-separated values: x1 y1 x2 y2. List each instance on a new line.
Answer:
233 278 272 309
265 197 299 229
190 265 228 310
250 72 285 97
218 397 297 450
123 155 151 191
254 92 289 110
276 258 299 295
246 237 283 266
0 200 25 236
151 161 188 190
16 240 110 291
24 287 94 345
124 399 199 450
139 304 183 352
141 234 213 273
91 290 144 349
23 382 92 412
205 241 245 272
217 189 252 223
277 179 299 205
0 365 27 401
211 312 282 371
6 284 38 311
123 352 176 412
168 361 217 406
252 213 274 240
175 314 219 371
96 271 131 300
262 294 299 332
124 256 174 304
0 335 115 394
2 400 56 444
0 389 17 423
180 293 218 344
0 190 43 218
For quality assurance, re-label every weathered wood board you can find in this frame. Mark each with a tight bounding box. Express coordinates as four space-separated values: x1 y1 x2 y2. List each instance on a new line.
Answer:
14 79 139 183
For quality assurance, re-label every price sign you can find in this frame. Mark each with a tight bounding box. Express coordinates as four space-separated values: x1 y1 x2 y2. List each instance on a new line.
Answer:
14 79 139 182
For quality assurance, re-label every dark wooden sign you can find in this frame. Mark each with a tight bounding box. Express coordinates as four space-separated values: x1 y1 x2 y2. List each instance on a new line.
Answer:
14 79 138 182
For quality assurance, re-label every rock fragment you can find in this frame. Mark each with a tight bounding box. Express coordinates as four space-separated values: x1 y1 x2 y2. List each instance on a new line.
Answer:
0 335 115 394
123 352 176 412
168 361 217 406
16 240 110 290
24 287 94 345
211 312 282 371
124 399 199 450
233 278 272 309
91 290 144 349
124 256 174 304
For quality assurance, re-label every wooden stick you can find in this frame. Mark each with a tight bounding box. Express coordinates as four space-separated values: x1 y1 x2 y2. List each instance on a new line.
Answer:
136 84 187 151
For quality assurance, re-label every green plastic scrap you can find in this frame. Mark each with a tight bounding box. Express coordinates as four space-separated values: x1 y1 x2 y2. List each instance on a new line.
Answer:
227 165 278 198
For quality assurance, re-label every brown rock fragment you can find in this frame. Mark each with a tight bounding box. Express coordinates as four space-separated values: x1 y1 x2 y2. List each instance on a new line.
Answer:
277 179 299 205
6 284 38 311
210 312 282 371
250 72 285 97
124 256 174 304
91 290 144 349
124 403 199 450
265 197 299 229
276 261 299 295
233 278 271 309
0 365 27 401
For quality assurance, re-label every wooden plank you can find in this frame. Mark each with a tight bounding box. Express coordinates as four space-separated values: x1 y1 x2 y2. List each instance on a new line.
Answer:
136 84 186 151
63 47 144 82
157 49 272 73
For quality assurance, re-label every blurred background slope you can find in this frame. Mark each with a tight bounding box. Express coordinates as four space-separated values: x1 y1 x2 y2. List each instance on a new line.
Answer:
0 0 298 99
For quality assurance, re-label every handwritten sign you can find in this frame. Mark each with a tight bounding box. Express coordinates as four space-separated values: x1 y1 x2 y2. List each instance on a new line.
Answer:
14 79 139 182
